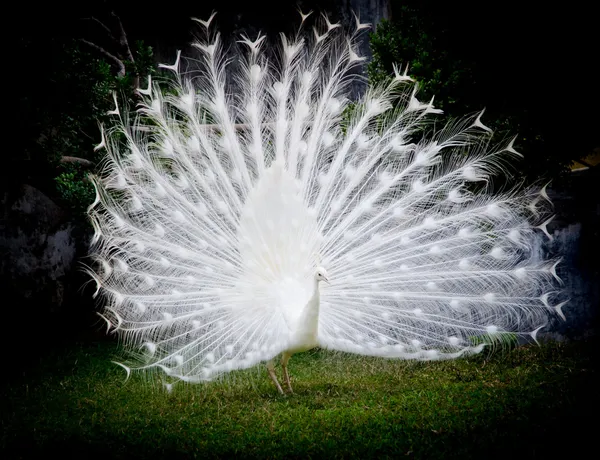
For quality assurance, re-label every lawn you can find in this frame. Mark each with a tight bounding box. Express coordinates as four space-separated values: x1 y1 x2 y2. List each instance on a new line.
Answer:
1 336 596 459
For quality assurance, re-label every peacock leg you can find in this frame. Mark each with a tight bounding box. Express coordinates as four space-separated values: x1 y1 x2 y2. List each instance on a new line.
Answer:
266 360 284 394
281 352 293 394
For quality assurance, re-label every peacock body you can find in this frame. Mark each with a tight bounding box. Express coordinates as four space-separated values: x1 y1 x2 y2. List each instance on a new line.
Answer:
89 12 566 393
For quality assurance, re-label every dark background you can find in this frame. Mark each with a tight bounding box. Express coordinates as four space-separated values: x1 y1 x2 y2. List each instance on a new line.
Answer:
18 0 599 168
9 0 599 345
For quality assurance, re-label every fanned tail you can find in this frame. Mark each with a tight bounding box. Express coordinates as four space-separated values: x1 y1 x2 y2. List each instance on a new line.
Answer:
314 121 563 358
88 11 565 385
89 13 364 382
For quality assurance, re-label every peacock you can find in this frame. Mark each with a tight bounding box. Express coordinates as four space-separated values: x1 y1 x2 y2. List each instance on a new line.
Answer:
88 11 566 394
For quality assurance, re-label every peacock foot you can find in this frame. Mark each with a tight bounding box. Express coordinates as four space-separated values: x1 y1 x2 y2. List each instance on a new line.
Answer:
267 361 284 395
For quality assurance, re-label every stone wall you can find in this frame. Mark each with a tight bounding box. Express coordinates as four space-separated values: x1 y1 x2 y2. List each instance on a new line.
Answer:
544 167 600 339
0 185 77 316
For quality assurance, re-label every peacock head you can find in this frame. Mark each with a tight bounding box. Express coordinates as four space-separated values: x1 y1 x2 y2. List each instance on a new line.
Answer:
314 267 330 284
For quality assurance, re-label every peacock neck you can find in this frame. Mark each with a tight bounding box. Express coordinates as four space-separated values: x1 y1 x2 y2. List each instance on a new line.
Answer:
298 279 321 332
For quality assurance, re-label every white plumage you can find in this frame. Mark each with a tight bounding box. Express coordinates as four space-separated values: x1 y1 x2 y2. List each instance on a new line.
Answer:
89 12 566 394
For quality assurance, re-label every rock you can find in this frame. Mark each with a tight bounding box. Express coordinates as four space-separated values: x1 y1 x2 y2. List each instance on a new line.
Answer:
0 184 76 315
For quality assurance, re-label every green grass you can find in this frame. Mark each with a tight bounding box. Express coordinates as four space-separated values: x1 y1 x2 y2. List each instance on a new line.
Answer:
1 337 596 459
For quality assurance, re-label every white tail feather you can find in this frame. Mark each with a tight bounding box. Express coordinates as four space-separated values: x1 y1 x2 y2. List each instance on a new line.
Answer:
89 15 565 385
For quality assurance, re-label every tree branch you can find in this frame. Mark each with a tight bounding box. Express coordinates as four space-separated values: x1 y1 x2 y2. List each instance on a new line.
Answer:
60 156 95 168
111 11 136 64
82 17 119 46
79 39 126 77
110 11 140 91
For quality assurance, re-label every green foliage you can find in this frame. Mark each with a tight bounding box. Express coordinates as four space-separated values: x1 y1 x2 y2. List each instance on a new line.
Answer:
18 39 113 167
54 164 96 215
17 36 155 220
368 13 474 116
2 339 595 458
115 40 157 107
366 5 573 182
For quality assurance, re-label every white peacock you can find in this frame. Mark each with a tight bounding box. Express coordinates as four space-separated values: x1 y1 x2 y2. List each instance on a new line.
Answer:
88 11 566 394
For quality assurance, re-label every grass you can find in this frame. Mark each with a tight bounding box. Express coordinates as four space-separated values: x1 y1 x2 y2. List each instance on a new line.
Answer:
1 336 597 459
